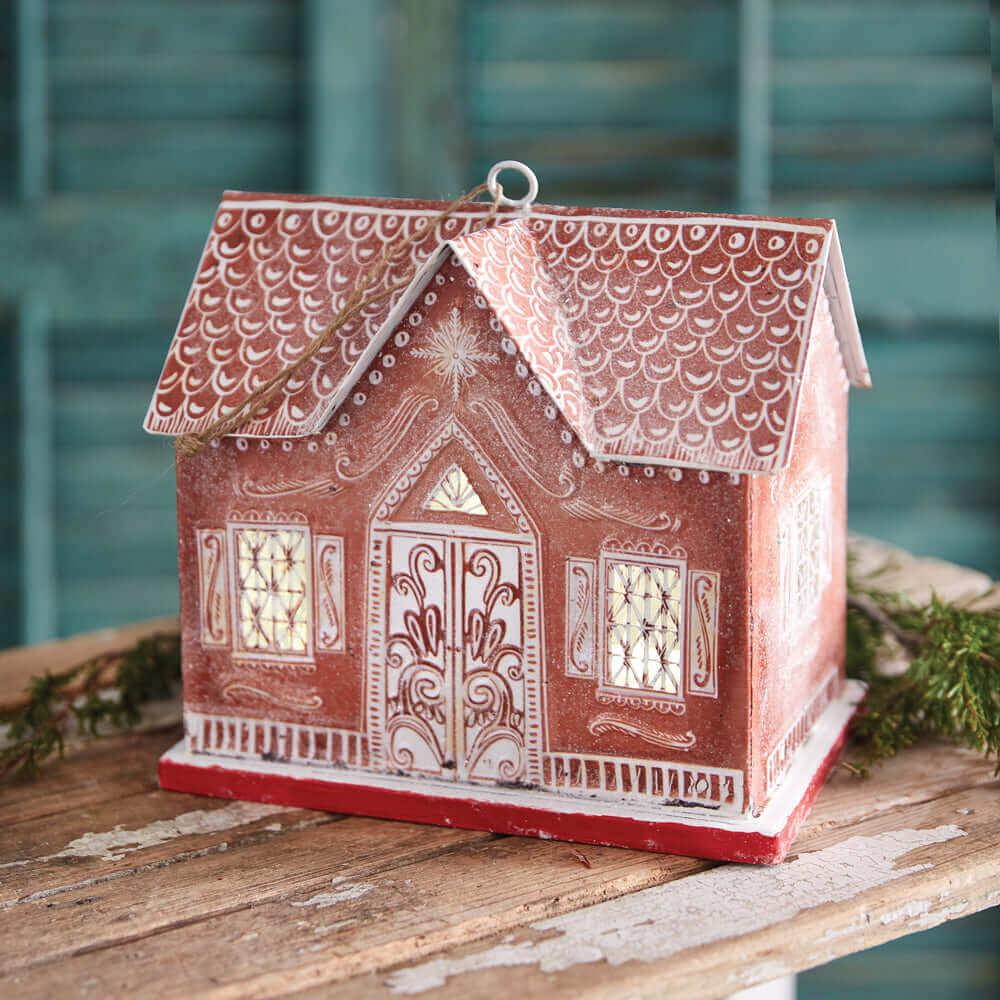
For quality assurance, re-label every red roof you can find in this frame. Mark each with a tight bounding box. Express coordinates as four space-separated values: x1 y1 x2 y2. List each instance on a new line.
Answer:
145 192 868 474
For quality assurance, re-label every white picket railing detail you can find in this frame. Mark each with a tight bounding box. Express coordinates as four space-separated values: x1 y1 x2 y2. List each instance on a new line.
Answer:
541 752 743 813
765 668 839 793
185 711 367 769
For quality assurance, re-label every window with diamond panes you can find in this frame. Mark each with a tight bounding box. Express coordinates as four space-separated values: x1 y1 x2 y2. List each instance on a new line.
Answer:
234 528 310 655
603 559 684 697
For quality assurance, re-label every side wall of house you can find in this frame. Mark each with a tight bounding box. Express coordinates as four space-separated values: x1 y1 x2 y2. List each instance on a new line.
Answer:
747 289 850 812
175 258 753 811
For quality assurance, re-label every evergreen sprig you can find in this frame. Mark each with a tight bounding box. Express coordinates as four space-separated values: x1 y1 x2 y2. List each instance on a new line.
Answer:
1 571 997 784
845 583 1000 775
0 633 180 782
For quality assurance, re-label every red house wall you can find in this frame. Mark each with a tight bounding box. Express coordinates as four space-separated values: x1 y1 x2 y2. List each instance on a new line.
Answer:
175 259 755 806
747 290 849 812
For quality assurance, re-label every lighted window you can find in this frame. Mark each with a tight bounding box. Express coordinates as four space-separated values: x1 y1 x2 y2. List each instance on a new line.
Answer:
234 527 310 655
603 557 684 697
425 465 487 515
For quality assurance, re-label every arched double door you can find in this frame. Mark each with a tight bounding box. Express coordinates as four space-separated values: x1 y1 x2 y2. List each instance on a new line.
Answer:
365 425 544 785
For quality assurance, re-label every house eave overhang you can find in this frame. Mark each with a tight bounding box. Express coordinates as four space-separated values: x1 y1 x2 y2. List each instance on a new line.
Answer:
823 223 871 390
300 244 457 436
144 202 870 481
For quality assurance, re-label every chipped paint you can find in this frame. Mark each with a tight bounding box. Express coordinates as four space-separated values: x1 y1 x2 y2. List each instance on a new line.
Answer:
1 842 225 910
914 902 969 929
878 899 932 926
821 890 969 944
290 876 374 909
1 802 300 910
50 802 290 863
387 825 965 995
50 801 289 862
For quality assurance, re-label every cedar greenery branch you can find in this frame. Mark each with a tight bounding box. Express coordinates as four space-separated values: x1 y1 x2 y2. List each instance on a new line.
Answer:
844 576 999 776
1 566 997 784
0 633 180 782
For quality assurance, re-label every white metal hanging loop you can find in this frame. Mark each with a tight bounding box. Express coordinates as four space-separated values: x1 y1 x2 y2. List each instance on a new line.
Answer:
486 160 539 211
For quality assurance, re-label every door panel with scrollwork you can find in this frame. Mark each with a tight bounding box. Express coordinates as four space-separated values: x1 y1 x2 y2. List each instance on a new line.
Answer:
383 534 451 777
380 531 530 784
459 541 526 783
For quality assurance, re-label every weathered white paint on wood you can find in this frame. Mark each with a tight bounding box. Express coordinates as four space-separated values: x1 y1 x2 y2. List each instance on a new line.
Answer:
387 825 965 995
290 877 375 909
33 801 288 864
847 532 996 607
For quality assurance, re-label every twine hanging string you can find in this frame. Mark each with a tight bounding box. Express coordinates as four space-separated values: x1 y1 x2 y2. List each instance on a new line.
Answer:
175 180 505 458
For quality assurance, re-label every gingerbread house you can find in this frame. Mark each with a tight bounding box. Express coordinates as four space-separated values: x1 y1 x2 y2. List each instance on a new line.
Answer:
148 166 870 863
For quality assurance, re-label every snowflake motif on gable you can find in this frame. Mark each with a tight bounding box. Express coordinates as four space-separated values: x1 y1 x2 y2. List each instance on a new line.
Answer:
412 307 499 400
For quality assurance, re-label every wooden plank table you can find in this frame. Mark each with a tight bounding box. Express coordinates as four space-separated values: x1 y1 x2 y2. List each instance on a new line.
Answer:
1 538 997 999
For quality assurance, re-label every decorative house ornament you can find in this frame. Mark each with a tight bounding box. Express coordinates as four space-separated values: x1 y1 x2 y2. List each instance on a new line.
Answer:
148 161 871 864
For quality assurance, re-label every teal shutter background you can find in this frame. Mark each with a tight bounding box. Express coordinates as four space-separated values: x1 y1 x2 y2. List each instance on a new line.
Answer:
0 2 997 991
1 0 996 638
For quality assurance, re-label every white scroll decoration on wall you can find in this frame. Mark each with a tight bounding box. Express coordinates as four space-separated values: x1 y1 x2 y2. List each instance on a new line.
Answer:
314 534 345 652
196 528 230 647
686 569 720 698
565 557 597 678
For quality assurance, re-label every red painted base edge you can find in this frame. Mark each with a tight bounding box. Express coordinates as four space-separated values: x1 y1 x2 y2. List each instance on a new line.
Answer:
160 724 848 865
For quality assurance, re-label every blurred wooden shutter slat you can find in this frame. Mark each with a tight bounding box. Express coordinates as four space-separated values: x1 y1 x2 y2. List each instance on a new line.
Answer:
0 0 14 198
0 307 21 649
395 0 464 198
17 294 55 643
738 0 770 212
463 0 739 209
303 0 393 195
49 1 302 195
52 121 300 193
15 0 46 201
1 3 17 646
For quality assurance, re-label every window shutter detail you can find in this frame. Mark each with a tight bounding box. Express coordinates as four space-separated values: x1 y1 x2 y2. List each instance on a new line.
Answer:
565 557 597 677
196 528 229 647
314 534 345 652
686 569 720 698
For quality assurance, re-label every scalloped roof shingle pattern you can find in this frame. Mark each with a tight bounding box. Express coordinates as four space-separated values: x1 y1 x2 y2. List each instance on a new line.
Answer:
145 193 868 474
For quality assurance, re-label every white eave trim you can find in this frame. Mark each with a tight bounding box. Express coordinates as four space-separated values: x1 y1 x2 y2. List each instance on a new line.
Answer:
823 223 871 390
303 244 455 435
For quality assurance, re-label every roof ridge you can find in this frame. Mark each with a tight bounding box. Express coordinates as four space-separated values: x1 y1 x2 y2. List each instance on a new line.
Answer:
449 221 599 454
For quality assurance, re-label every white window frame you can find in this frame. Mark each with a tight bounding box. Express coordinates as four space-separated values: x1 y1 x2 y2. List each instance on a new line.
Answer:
597 549 687 709
228 521 314 663
782 475 832 638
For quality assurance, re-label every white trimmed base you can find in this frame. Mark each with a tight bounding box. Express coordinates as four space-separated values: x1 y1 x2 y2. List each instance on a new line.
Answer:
161 680 864 864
